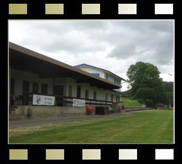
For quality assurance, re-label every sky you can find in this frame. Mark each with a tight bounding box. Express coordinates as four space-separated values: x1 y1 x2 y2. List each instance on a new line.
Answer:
9 20 174 91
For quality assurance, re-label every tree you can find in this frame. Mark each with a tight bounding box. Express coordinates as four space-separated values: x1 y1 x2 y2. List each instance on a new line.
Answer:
127 61 167 105
162 82 173 106
166 92 173 107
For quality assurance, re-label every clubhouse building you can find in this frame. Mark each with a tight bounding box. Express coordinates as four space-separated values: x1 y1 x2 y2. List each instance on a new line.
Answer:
9 42 125 117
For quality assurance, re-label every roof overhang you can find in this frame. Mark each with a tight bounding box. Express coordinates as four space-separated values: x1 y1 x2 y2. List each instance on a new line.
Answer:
112 89 122 95
9 42 122 90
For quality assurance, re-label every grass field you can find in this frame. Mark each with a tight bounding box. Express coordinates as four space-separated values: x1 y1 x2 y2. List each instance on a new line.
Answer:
122 97 142 108
9 110 173 144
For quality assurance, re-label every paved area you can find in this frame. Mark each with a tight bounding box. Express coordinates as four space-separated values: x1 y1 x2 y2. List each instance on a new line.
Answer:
9 109 151 128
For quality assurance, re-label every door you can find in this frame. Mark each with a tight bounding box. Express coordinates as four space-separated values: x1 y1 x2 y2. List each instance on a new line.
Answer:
23 80 29 93
53 85 64 106
41 83 48 94
77 86 81 98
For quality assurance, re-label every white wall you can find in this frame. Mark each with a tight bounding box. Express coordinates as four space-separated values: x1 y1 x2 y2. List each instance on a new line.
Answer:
77 66 121 85
77 67 105 78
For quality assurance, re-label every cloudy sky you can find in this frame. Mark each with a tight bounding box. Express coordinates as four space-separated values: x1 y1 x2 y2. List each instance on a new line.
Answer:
9 20 174 91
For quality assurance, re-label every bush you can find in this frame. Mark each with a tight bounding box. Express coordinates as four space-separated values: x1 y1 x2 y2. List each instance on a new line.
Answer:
137 98 145 104
137 98 153 107
133 87 157 103
145 99 153 107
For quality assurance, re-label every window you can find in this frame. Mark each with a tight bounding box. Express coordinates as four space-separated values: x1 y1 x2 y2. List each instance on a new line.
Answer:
114 78 120 84
68 85 72 97
41 83 48 94
23 80 29 93
106 74 109 80
93 91 97 100
77 86 81 98
91 73 100 77
85 90 89 99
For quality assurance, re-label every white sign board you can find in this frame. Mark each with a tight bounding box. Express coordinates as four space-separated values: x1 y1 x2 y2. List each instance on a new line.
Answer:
33 94 55 106
73 99 85 107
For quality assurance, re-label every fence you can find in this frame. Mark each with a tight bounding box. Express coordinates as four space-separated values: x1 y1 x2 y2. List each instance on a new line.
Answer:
12 92 116 107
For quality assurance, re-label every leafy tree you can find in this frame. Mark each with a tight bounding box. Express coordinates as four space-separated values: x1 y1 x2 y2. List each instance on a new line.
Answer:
166 92 173 106
162 82 173 92
127 61 167 105
162 82 173 106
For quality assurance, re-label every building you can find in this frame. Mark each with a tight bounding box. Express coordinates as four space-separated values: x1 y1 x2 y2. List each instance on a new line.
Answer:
9 42 125 116
74 64 124 99
74 64 124 85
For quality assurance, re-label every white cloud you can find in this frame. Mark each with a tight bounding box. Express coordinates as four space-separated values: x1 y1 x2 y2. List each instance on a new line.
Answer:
9 20 174 91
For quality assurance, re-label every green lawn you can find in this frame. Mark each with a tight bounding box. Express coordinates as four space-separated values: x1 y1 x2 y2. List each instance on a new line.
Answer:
9 110 173 144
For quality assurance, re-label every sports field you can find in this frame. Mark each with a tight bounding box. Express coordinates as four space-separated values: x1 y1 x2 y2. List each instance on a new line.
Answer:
9 110 173 144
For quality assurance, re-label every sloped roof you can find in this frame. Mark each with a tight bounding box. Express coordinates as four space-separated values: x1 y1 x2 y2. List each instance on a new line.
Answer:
9 42 122 90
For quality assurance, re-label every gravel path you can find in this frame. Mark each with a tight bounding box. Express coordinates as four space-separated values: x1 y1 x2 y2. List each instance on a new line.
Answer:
9 109 151 128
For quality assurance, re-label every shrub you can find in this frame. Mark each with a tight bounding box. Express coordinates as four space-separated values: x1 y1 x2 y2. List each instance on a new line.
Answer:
137 98 153 107
133 87 157 103
137 98 145 104
144 99 154 107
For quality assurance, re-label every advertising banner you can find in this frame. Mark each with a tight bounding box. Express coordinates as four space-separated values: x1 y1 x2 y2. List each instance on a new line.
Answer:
33 94 55 106
73 99 85 107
